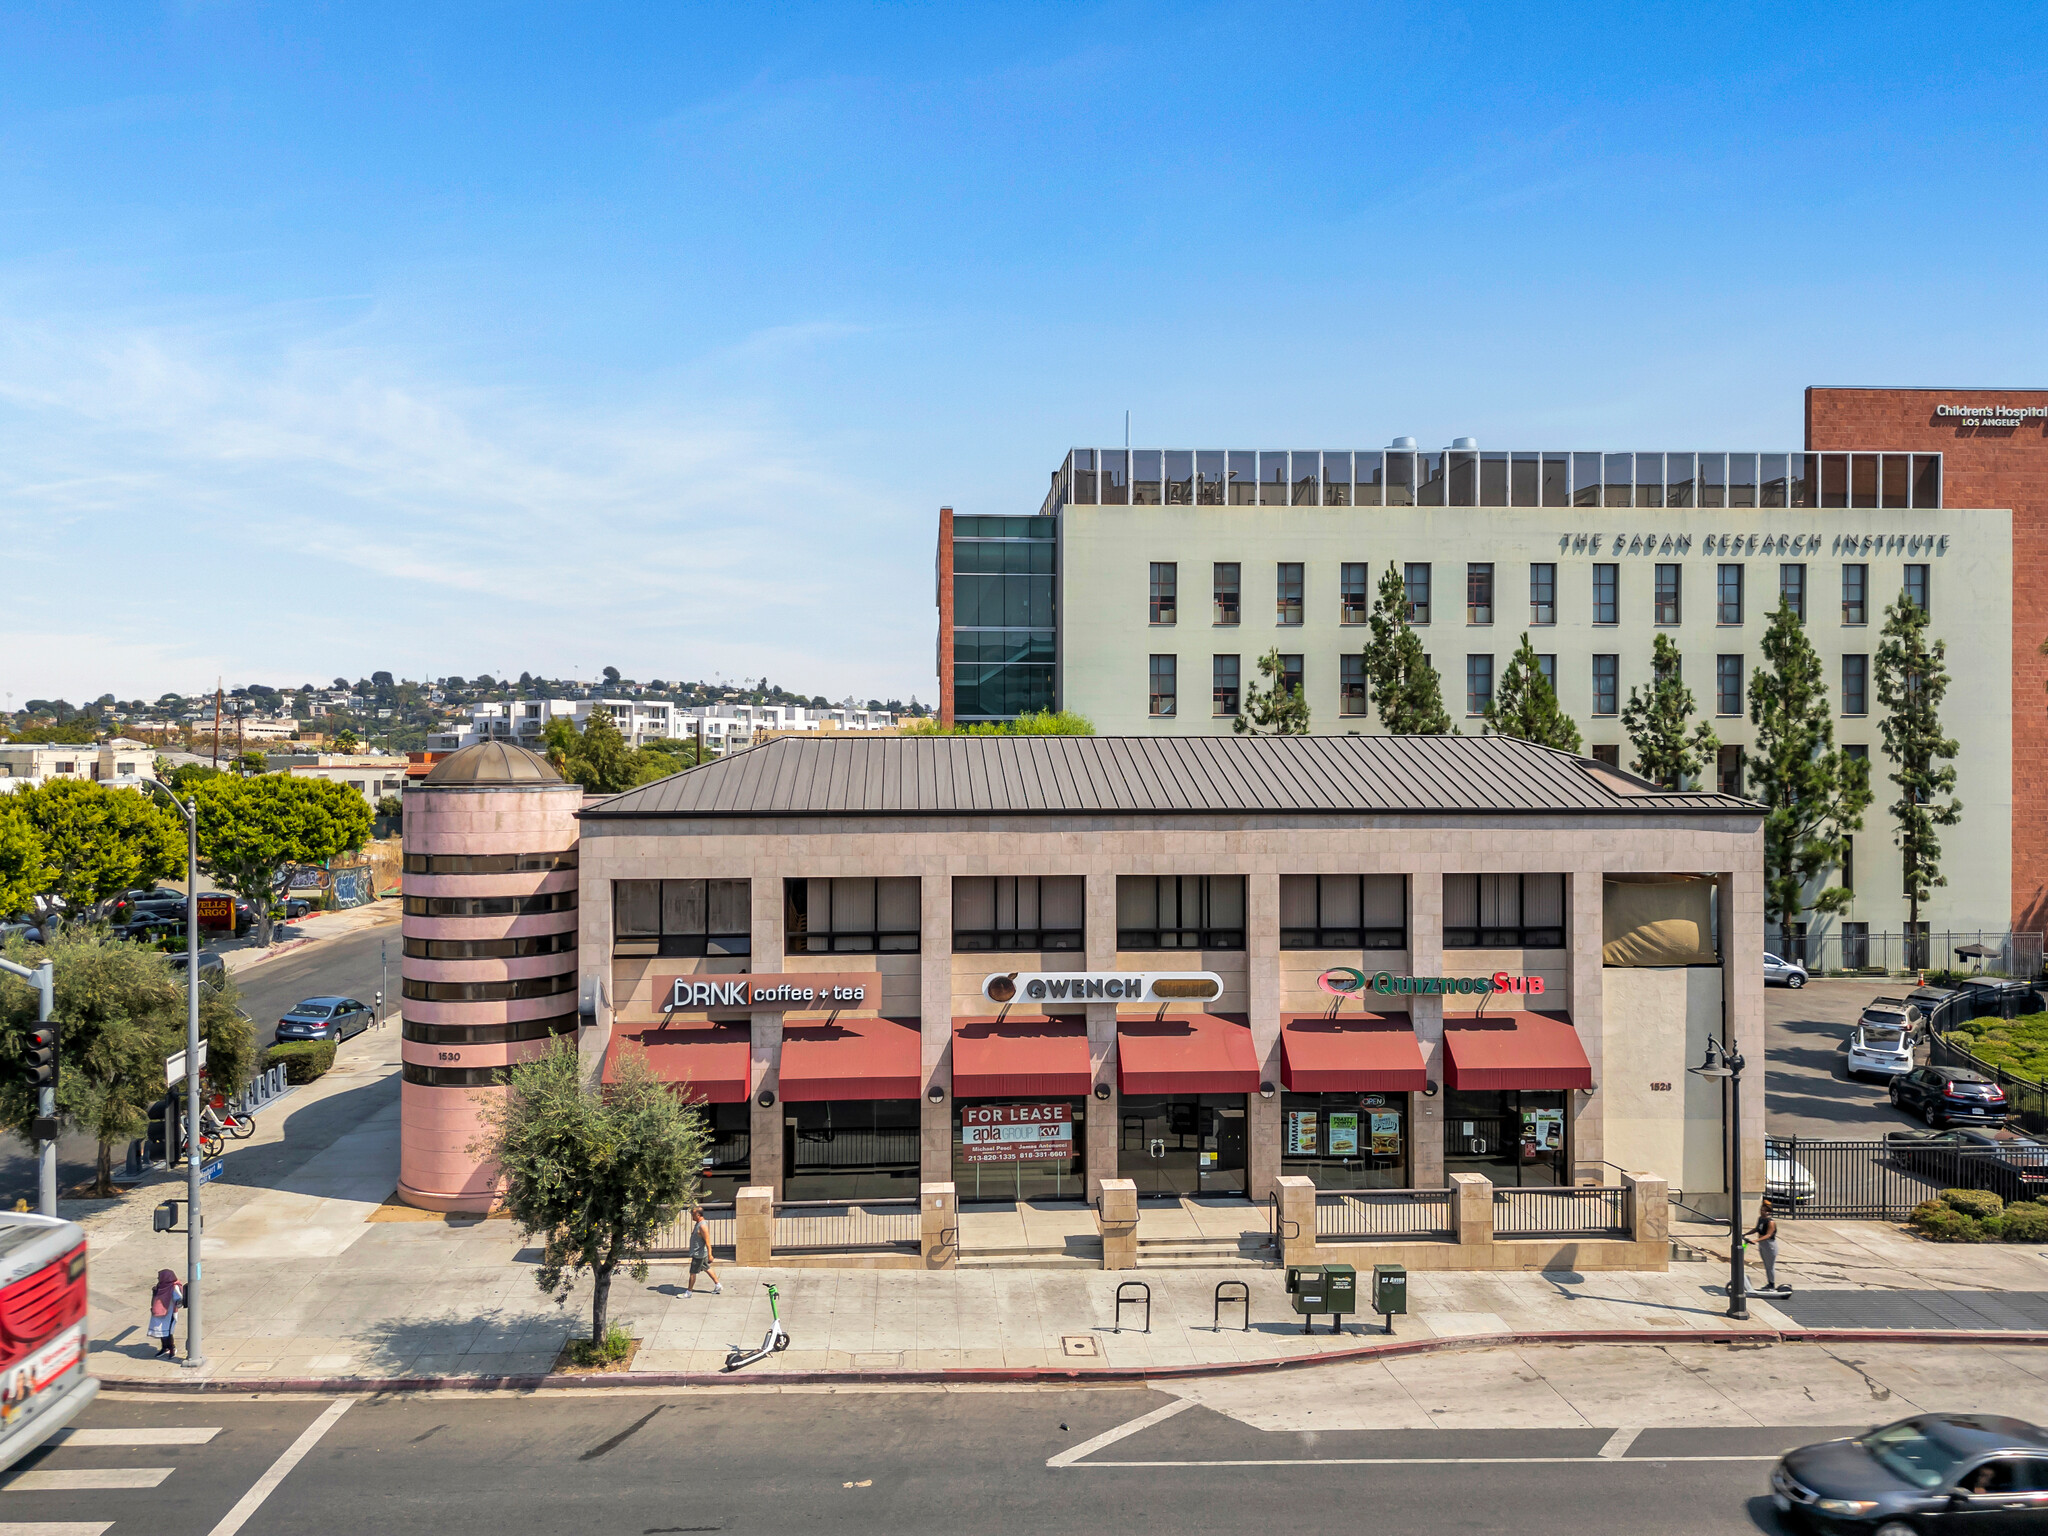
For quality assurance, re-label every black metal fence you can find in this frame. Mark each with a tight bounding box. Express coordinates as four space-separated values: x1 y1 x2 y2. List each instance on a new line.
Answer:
1766 1136 2048 1218
1929 1035 2048 1136
647 1202 736 1257
1314 1189 1454 1241
772 1198 921 1254
1491 1186 1629 1237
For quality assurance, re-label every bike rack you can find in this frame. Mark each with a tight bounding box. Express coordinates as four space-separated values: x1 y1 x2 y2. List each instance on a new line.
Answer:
1213 1279 1251 1331
1113 1280 1151 1334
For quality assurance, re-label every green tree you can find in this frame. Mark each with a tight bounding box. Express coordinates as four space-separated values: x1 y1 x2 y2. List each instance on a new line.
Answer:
471 1038 707 1349
1482 634 1583 753
13 781 183 927
194 775 372 947
1876 589 1962 951
540 716 579 773
1620 634 1718 788
166 763 221 795
1233 648 1312 735
900 710 1096 738
375 793 404 822
235 751 267 777
1361 563 1453 734
1749 599 1873 956
332 728 359 753
0 799 47 919
563 710 640 794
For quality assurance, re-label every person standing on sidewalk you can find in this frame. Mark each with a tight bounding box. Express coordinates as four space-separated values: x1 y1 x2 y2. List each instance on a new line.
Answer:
1753 1199 1781 1292
147 1269 184 1358
685 1206 722 1296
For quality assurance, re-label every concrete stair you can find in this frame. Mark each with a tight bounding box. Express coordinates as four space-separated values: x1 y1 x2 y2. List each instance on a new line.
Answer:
1137 1232 1276 1269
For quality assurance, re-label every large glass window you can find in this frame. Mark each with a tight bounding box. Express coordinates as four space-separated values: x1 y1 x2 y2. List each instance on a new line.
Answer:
1356 451 1385 505
1259 451 1288 505
1284 1091 1410 1191
1697 453 1727 508
1384 450 1415 507
1449 449 1479 507
1912 454 1941 507
1635 453 1664 508
1163 450 1193 506
1340 655 1367 717
1529 563 1555 626
1149 655 1177 717
1445 1089 1570 1188
614 879 750 958
1654 564 1681 624
1592 564 1618 625
1716 655 1743 717
1571 452 1603 507
1717 564 1743 624
952 876 1084 952
1781 563 1806 622
1292 452 1320 505
1881 453 1911 509
1276 563 1304 626
1116 875 1246 950
1418 450 1447 506
1213 562 1240 625
1213 655 1240 717
1541 453 1571 507
1717 745 1743 795
1511 452 1539 507
1821 453 1850 508
1341 563 1371 625
1851 453 1880 509
1404 563 1431 624
1843 564 1868 625
1466 655 1493 716
1227 450 1257 506
1279 874 1405 949
1734 453 1763 508
1466 563 1494 625
1842 654 1869 716
1443 873 1566 947
1100 449 1129 505
1196 449 1226 505
784 878 919 954
1592 655 1618 716
1322 451 1351 506
1070 448 1097 504
1132 449 1163 505
1665 452 1694 507
1479 451 1509 506
1149 562 1177 625
784 1098 920 1201
1604 453 1633 508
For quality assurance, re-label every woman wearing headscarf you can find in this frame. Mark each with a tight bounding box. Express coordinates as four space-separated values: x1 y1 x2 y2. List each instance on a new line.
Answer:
148 1270 184 1358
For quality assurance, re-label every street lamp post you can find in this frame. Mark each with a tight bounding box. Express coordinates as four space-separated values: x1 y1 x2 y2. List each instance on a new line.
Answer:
143 782 206 1370
1691 1035 1748 1321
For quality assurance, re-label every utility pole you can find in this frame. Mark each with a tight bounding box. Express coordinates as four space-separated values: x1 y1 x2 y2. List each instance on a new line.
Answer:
142 782 206 1369
212 681 223 769
1 957 57 1216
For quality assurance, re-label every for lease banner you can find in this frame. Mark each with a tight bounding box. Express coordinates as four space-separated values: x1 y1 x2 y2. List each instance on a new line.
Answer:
960 1103 1073 1163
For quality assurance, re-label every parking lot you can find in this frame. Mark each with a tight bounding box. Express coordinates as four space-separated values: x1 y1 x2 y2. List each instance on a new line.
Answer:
1765 976 1937 1138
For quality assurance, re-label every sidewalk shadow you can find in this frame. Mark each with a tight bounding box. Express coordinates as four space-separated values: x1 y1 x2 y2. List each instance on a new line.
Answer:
344 1304 573 1375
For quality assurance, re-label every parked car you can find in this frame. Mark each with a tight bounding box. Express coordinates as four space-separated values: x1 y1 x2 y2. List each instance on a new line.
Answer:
274 997 374 1044
1907 984 1970 1035
1765 1142 1818 1206
1848 998 1921 1079
167 951 227 990
1890 1064 2010 1128
1885 1127 2048 1205
281 897 314 921
0 921 42 946
1950 976 2045 1021
1764 952 1808 989
1771 1413 2048 1531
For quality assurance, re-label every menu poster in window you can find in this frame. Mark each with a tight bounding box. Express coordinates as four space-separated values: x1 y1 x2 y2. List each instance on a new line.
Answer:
960 1103 1073 1164
1326 1112 1359 1156
1522 1107 1564 1155
1370 1112 1401 1156
1284 1110 1319 1156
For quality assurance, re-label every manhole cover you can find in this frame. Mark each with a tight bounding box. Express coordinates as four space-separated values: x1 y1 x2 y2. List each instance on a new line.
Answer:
852 1352 902 1369
1061 1335 1099 1358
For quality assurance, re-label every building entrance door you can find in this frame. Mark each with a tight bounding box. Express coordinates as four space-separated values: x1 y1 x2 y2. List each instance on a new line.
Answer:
1117 1095 1247 1196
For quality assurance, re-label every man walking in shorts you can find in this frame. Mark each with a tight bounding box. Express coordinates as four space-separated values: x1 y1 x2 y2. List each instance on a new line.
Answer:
685 1205 722 1295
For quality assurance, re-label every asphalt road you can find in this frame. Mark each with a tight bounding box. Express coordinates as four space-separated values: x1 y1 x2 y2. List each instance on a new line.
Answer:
1764 976 1933 1139
2 1388 1855 1536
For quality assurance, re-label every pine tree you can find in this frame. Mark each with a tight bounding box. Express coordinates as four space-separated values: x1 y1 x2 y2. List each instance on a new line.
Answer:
1362 563 1453 734
1233 648 1312 735
1749 598 1873 957
1483 634 1582 753
1620 634 1718 788
1875 589 1961 958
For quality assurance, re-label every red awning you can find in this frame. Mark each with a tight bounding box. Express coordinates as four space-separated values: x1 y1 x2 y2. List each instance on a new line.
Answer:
603 1025 751 1104
1280 1013 1428 1092
1442 1012 1592 1091
1117 1014 1259 1095
953 1017 1092 1098
779 1015 922 1102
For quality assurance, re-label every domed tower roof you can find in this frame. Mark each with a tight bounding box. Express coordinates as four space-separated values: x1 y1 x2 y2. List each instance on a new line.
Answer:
419 740 567 786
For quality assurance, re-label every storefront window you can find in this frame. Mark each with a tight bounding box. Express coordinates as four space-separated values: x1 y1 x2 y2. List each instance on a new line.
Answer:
1116 875 1246 950
1118 1095 1247 1196
785 877 920 953
1279 874 1406 949
1444 1089 1570 1187
699 1102 753 1203
614 879 751 958
1282 1091 1410 1190
951 1098 1087 1201
951 875 1084 952
783 1099 921 1200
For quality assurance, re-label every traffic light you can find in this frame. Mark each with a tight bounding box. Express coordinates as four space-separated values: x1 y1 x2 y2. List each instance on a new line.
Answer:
23 1027 55 1093
145 1095 181 1165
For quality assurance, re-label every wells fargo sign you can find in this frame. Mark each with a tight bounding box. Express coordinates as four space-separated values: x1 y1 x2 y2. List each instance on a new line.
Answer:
662 973 878 1013
1319 967 1547 999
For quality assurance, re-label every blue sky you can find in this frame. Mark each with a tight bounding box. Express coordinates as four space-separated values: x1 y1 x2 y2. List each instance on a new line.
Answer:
2 2 2043 707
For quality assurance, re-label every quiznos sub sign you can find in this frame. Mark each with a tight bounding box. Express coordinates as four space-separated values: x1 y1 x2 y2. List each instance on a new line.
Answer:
983 971 1223 1004
1319 967 1546 998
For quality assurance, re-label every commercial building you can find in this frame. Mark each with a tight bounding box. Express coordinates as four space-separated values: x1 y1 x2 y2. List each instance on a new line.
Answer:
0 739 157 791
276 754 411 810
936 386 2048 950
430 699 897 755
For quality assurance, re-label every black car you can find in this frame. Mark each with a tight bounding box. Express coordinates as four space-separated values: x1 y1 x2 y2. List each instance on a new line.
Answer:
1772 1413 2048 1532
1890 1064 2010 1128
168 951 228 991
1952 977 2045 1022
1885 1127 2048 1204
274 996 374 1044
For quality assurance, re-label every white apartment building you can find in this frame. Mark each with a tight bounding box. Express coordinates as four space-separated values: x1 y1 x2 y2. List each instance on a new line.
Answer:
430 699 897 756
0 739 159 792
278 755 410 809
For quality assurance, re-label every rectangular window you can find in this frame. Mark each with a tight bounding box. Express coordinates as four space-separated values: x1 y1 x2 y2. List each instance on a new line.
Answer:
1279 874 1406 949
1654 564 1681 624
1541 453 1571 508
1260 451 1288 505
1276 563 1304 626
1510 452 1539 507
1466 655 1493 717
1904 563 1929 614
1404 563 1431 624
1321 451 1350 506
1591 743 1620 766
1717 744 1743 796
1842 564 1868 625
1466 563 1494 625
1340 655 1367 717
1149 562 1176 625
1443 873 1566 948
1149 655 1177 717
1292 451 1320 506
1227 450 1257 506
1131 449 1162 505
1212 655 1240 717
1842 921 1869 970
1716 655 1743 716
1717 564 1743 624
1842 654 1868 716
614 879 752 958
1213 562 1240 626
1070 448 1097 504
1164 450 1193 506
784 877 919 954
952 875 1084 953
1279 654 1304 697
1528 563 1556 626
1116 875 1246 950
1780 563 1806 622
1099 449 1128 504
1592 655 1618 716
1592 564 1618 625
1196 449 1225 506
1841 835 1854 894
1341 562 1370 625
1536 654 1556 692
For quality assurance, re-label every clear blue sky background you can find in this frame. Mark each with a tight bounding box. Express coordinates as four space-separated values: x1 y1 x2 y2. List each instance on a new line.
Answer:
2 2 2043 707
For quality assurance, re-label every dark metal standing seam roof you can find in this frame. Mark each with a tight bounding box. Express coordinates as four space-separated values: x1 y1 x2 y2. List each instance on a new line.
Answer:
577 734 1760 820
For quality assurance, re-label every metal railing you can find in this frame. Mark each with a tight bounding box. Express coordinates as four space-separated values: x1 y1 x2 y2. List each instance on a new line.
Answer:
1774 929 2044 980
1314 1188 1455 1241
1492 1186 1629 1238
1930 1034 2048 1136
1768 1136 2048 1218
646 1202 736 1257
772 1198 920 1254
233 1065 288 1115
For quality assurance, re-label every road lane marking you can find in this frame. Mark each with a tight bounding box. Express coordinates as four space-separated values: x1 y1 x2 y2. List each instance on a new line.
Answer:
1047 1399 1197 1468
0 1523 115 1534
53 1428 221 1447
1599 1427 1642 1459
6 1470 174 1490
1064 1455 1783 1468
204 1398 352 1536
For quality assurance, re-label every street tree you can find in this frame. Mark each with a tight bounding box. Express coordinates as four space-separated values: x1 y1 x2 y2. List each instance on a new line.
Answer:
564 710 639 793
194 774 372 947
1362 563 1453 733
1749 598 1873 956
472 1038 707 1355
1483 635 1583 753
1620 634 1718 788
332 729 359 753
0 799 47 920
1233 648 1312 735
1875 589 1962 958
13 780 183 927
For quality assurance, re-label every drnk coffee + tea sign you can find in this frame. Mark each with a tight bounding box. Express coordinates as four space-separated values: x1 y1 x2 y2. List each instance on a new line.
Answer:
661 973 878 1013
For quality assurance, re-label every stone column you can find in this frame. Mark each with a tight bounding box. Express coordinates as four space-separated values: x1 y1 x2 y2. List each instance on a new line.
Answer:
920 1181 957 1270
1450 1170 1493 1251
1097 1178 1138 1269
734 1185 774 1266
1569 866 1607 1178
749 875 785 1197
1246 870 1282 1201
919 866 953 1189
1274 1174 1318 1265
1622 1170 1668 1247
1410 867 1447 1188
1085 870 1120 1201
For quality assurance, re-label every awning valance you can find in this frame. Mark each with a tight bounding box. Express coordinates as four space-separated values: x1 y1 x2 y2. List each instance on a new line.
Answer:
603 1025 751 1104
779 1015 922 1102
1442 1011 1592 1091
952 1017 1092 1098
1280 1013 1428 1092
1116 1014 1259 1096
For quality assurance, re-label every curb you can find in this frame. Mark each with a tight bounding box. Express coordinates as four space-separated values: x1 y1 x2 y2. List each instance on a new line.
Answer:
94 1326 2048 1396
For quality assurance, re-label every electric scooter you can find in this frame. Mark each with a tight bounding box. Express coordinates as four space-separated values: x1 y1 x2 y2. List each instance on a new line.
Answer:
723 1283 790 1372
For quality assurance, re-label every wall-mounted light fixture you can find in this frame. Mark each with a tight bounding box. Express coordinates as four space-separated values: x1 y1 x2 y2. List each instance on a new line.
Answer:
1257 1081 1276 1100
1093 1083 1111 1101
1422 1080 1440 1097
927 1084 946 1104
757 1089 776 1109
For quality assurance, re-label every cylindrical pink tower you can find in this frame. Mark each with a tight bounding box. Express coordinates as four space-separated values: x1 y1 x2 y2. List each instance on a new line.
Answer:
398 741 583 1212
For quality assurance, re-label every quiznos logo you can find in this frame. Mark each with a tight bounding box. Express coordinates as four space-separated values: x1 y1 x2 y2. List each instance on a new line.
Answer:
1318 967 1545 998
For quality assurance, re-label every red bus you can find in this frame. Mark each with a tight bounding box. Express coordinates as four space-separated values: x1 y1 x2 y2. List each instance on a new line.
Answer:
0 1213 95 1471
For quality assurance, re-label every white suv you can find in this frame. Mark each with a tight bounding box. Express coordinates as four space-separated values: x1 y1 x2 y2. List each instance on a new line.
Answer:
1847 998 1919 1079
1763 952 1808 989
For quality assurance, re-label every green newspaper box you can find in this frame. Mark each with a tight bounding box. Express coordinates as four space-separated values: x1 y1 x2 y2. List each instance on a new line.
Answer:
1373 1263 1407 1332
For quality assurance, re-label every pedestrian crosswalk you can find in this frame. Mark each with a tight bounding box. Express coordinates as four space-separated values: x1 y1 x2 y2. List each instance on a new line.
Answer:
0 1424 221 1532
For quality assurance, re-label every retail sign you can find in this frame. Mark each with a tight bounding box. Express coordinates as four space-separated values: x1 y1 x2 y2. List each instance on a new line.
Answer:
195 894 235 930
1285 1110 1318 1155
982 971 1223 1005
1937 402 2048 428
960 1103 1073 1163
661 973 877 1014
1318 967 1545 998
